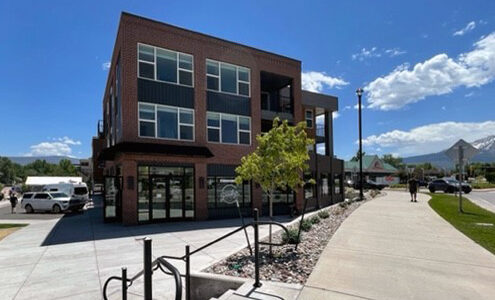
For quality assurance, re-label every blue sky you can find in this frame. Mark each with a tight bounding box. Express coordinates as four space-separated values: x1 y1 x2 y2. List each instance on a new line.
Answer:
1 0 495 160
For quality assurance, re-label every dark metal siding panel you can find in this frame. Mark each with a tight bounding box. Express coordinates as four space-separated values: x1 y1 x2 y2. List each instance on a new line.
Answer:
207 164 237 176
207 91 250 116
138 79 194 108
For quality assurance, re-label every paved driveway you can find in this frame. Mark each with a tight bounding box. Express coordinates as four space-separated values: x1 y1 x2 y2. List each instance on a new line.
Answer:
0 196 287 299
466 190 495 213
299 191 495 300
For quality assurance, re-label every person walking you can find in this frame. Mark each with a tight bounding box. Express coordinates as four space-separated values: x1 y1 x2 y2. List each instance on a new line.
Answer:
9 190 18 214
408 176 419 202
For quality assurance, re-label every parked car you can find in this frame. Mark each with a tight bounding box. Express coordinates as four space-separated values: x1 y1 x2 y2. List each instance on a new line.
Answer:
418 180 429 187
42 183 89 204
354 180 388 190
21 192 85 213
428 179 472 194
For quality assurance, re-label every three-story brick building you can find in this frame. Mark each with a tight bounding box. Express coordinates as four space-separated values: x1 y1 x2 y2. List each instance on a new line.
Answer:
92 12 344 225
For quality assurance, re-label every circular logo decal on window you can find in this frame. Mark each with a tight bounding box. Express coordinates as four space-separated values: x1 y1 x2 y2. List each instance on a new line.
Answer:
220 184 240 205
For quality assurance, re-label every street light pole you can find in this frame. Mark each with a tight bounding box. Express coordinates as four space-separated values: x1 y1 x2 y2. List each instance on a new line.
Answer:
356 88 364 200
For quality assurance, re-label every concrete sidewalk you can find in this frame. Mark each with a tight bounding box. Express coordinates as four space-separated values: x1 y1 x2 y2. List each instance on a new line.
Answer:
298 191 495 300
0 197 290 300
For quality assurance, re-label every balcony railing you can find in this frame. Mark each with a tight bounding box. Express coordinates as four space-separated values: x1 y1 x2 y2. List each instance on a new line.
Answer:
261 95 293 114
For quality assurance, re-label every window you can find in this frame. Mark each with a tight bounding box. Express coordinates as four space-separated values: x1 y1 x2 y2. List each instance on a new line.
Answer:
207 176 251 208
206 59 250 96
207 112 250 145
22 193 33 199
138 102 194 141
35 193 50 199
138 43 193 87
305 110 314 128
321 174 329 196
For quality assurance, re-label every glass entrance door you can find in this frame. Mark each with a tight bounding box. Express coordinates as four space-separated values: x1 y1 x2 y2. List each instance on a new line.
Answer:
151 177 167 220
150 176 185 220
168 177 184 219
104 176 122 222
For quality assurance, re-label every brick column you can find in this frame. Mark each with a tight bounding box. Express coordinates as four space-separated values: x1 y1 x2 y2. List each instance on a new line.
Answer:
121 159 137 225
195 163 208 220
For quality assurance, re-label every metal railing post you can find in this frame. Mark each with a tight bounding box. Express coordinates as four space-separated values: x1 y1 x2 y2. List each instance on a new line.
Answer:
253 208 262 288
185 245 191 300
121 267 128 300
144 237 152 300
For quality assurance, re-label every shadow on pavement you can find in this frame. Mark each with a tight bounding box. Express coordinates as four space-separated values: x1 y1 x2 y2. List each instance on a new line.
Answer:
41 195 293 246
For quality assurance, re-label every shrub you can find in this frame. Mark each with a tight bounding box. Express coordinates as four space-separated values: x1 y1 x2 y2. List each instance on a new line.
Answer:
309 215 320 224
390 183 406 189
318 210 330 219
282 227 301 244
486 172 495 184
339 201 349 208
300 219 313 232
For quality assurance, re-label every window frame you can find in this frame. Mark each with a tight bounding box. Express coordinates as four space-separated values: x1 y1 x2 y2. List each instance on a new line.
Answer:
305 109 314 129
137 43 194 88
207 112 251 145
138 102 195 142
207 176 252 209
206 59 250 97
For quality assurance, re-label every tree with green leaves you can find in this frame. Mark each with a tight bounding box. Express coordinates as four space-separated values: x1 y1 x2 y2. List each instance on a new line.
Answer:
382 154 403 169
351 150 366 162
235 117 314 253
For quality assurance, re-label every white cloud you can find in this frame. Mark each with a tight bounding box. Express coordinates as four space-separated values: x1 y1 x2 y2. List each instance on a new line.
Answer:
453 21 476 36
365 32 495 110
26 137 81 157
385 48 406 57
352 47 381 61
464 91 475 97
352 47 406 61
332 112 339 119
301 71 349 92
362 120 495 156
102 61 111 70
53 136 81 145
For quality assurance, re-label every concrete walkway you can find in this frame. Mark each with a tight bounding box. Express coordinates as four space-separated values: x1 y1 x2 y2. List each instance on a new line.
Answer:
298 191 495 300
0 197 288 300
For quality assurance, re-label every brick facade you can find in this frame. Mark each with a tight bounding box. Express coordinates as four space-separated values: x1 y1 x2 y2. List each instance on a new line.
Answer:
93 12 341 225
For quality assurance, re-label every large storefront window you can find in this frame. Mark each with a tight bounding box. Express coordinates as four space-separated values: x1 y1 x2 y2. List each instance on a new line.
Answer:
304 172 315 200
137 165 194 222
321 173 330 196
207 177 251 208
334 174 342 195
262 189 295 204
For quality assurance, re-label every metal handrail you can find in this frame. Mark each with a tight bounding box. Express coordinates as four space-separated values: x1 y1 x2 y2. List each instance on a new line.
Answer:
102 256 182 300
103 209 291 300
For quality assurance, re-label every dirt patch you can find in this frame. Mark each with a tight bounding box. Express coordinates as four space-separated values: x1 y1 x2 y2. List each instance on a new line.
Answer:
0 227 22 241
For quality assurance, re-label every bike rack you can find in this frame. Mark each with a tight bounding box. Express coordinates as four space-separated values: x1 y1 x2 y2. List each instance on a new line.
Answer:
102 208 291 300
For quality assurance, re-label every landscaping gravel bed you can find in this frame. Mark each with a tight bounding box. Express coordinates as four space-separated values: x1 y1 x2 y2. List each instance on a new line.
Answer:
204 199 365 284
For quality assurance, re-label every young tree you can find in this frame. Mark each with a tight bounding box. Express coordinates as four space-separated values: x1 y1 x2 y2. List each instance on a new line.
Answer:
235 117 314 253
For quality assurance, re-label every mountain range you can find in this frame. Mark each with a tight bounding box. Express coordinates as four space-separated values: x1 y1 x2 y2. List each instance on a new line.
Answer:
403 135 495 169
5 156 81 166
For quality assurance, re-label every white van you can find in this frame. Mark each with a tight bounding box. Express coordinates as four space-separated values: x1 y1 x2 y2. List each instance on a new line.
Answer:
42 183 89 206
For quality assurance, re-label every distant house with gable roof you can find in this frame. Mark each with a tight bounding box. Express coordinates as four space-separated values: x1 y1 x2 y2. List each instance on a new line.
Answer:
345 155 399 185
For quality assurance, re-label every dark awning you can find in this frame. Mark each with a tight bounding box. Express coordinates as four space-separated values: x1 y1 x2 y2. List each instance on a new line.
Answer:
98 142 214 160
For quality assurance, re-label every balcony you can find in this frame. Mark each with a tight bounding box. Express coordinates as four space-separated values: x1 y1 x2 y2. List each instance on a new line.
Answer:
260 71 293 122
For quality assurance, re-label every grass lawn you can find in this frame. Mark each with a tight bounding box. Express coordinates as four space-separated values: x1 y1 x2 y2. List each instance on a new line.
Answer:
429 193 495 255
0 223 28 241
